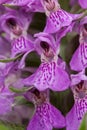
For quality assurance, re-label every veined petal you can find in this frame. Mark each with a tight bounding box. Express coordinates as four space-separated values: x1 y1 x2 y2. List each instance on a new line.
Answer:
66 95 87 130
50 65 70 91
44 9 73 33
27 113 47 130
70 43 87 71
23 62 70 91
11 36 34 57
27 110 52 130
27 103 65 130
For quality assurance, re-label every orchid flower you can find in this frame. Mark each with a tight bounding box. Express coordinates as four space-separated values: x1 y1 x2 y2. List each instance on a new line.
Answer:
23 32 70 91
24 89 66 130
40 0 82 33
70 16 87 71
66 70 87 130
0 8 35 68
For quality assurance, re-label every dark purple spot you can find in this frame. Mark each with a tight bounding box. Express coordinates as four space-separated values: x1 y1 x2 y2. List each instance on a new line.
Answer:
40 41 49 52
77 80 84 89
32 89 40 98
84 24 87 31
6 18 16 29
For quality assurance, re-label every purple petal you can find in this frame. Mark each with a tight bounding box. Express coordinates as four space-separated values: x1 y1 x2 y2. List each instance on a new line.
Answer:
11 36 34 57
27 103 52 130
0 88 14 115
0 8 33 35
70 43 87 71
23 62 70 91
0 37 11 57
0 76 5 92
66 104 80 130
44 9 73 33
3 0 30 6
70 70 87 86
3 0 44 13
34 32 57 55
0 0 9 4
50 104 65 128
66 93 87 130
57 58 66 69
27 111 52 130
78 0 87 9
27 103 65 130
56 23 74 43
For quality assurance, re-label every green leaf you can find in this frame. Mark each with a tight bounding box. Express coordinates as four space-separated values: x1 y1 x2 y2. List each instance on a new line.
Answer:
79 113 87 130
59 0 70 11
0 120 25 130
0 124 9 130
9 86 33 93
0 54 23 63
14 96 34 107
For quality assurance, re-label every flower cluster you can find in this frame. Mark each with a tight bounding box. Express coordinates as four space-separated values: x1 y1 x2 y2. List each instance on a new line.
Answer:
0 0 87 130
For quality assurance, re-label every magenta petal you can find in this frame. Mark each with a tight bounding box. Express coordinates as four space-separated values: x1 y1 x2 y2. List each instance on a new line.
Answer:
27 103 65 130
70 43 87 71
23 62 70 91
70 70 87 86
66 104 80 130
5 0 30 6
78 0 87 9
0 0 9 4
50 65 70 91
27 111 52 130
11 36 34 57
44 9 73 33
70 45 84 71
0 88 14 115
50 104 65 128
